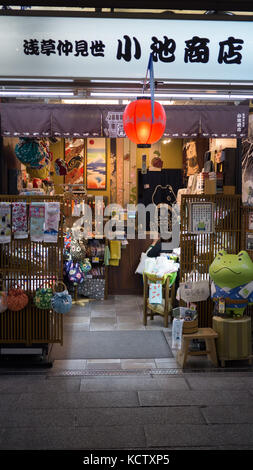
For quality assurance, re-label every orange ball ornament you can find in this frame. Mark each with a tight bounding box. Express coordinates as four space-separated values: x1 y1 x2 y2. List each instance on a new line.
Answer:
123 98 166 147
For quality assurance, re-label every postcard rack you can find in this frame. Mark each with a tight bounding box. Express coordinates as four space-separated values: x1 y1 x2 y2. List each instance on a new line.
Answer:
0 194 64 350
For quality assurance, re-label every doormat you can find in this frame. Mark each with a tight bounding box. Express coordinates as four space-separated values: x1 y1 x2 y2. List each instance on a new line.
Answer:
50 331 173 360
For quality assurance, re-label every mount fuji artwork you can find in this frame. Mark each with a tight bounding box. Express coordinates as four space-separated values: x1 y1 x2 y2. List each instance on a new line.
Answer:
86 138 107 190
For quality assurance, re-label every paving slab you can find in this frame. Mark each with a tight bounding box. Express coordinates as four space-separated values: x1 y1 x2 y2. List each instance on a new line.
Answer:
80 377 189 391
76 406 205 427
186 375 253 390
0 393 22 409
0 408 76 428
52 360 87 370
144 424 253 448
17 391 139 408
0 425 146 450
201 406 253 424
138 389 253 407
0 375 46 393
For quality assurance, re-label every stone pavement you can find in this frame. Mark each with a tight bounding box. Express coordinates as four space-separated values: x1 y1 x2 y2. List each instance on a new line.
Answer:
0 369 253 450
0 294 253 450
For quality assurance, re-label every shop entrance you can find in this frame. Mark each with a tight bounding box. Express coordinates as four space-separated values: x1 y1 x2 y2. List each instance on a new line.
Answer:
0 102 249 369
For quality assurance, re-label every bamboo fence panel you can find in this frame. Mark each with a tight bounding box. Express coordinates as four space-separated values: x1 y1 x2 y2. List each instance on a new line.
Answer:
180 194 241 327
0 194 64 346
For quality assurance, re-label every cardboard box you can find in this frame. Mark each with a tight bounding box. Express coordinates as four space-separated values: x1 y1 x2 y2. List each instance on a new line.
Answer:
223 185 235 195
204 179 216 195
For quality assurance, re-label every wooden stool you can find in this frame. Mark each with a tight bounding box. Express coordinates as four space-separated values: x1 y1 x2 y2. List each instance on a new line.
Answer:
176 328 218 368
143 273 175 328
212 316 252 367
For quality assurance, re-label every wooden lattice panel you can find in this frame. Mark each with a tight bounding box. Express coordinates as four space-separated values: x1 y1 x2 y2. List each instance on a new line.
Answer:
0 195 64 346
180 194 241 327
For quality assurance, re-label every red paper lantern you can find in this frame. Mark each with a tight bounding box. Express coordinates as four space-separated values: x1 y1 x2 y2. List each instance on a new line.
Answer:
123 98 166 148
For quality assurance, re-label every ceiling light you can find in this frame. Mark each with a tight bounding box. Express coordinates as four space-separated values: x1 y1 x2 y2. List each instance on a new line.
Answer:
0 91 74 97
90 79 142 84
90 91 252 101
0 78 74 82
62 99 119 104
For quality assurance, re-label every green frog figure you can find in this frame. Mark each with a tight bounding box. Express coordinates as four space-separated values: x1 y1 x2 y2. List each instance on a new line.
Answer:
209 250 253 317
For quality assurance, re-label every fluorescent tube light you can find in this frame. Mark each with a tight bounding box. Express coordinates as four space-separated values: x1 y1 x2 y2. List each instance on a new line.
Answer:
0 91 74 97
90 91 252 100
90 79 142 83
0 78 74 82
62 99 119 104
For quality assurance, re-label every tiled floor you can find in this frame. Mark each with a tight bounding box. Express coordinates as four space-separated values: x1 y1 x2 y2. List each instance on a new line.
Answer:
52 294 179 371
1 295 253 450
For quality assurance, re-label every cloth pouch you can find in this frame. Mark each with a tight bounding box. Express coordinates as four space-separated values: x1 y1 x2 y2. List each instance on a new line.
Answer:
44 202 60 243
0 202 11 244
12 202 28 239
30 202 45 242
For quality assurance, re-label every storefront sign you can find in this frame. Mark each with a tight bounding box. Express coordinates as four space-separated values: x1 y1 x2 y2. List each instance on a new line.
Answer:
1 14 253 81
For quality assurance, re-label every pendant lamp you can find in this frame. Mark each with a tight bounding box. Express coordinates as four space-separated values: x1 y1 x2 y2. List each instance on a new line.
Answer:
123 97 166 148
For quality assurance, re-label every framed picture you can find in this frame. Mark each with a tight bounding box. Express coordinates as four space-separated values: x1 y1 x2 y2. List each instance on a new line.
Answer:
64 138 84 185
246 232 253 250
249 212 253 230
189 202 214 234
86 138 107 190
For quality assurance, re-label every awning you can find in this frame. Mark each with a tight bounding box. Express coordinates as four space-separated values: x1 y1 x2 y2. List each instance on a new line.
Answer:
0 103 249 139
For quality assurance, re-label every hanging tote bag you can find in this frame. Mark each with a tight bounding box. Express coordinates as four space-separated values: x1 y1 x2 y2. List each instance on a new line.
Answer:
0 290 8 313
70 238 86 263
7 286 29 312
51 281 72 314
79 258 92 274
179 272 210 303
68 262 84 285
34 284 53 310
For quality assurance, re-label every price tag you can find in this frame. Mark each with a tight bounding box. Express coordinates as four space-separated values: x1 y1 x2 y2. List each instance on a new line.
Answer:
218 298 226 314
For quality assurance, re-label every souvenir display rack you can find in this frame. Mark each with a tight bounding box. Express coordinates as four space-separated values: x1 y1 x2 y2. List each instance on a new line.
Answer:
62 188 108 301
0 194 64 349
180 194 241 327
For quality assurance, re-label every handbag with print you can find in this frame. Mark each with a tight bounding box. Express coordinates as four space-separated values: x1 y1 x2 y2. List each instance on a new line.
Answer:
179 272 210 303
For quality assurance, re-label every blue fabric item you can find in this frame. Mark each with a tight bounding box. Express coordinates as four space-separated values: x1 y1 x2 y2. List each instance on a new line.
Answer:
15 138 48 167
51 290 72 314
211 283 253 309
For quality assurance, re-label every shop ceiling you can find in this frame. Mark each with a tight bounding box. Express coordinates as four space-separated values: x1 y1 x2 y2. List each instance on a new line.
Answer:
1 1 253 11
1 8 253 104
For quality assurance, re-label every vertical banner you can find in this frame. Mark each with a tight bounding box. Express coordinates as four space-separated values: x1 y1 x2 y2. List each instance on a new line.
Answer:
129 141 137 204
86 138 107 190
64 138 84 185
123 138 130 208
116 138 124 206
110 138 117 204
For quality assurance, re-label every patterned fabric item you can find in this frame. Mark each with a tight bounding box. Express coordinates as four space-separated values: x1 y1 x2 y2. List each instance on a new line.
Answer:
54 158 68 176
67 262 84 285
51 289 72 314
70 239 86 263
7 286 29 312
0 203 11 244
12 202 28 239
15 138 48 167
79 258 92 274
44 202 60 243
29 202 45 242
34 287 53 310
